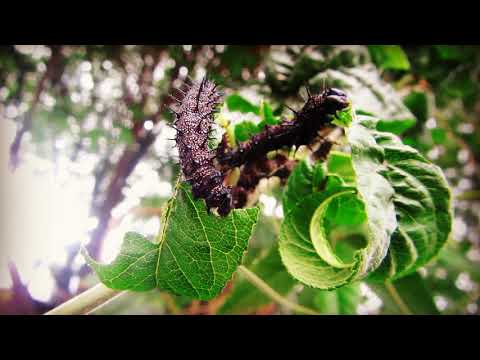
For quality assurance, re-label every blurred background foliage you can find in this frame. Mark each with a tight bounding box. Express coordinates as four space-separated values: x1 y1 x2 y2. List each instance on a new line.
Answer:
0 45 479 315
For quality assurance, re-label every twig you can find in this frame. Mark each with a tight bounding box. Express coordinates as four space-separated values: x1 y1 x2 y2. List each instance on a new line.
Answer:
45 265 319 315
237 265 319 315
45 283 126 315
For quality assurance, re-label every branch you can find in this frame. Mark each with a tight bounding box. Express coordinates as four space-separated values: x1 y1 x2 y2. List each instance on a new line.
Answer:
84 60 182 261
84 130 158 260
9 45 64 171
45 283 125 315
236 265 319 315
45 266 319 315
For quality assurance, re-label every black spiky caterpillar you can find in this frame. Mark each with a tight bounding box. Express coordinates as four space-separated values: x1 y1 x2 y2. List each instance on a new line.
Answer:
173 78 233 216
216 87 350 169
232 153 297 209
173 77 349 217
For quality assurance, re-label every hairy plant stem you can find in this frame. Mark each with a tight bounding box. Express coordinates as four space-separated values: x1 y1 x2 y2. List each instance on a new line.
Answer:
45 284 125 315
237 265 320 315
384 281 413 315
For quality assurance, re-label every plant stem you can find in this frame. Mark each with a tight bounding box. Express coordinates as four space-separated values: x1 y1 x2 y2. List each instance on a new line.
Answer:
46 267 319 315
237 265 320 315
384 281 413 315
45 284 126 315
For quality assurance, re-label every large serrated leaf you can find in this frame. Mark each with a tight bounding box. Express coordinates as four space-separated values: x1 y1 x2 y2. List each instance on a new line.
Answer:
327 151 355 186
279 122 399 289
265 45 413 133
156 183 259 299
279 113 451 289
83 232 159 291
352 117 453 281
279 168 395 289
282 159 326 215
85 182 259 300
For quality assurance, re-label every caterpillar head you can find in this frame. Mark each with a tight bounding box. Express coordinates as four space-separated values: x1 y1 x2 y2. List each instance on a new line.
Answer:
301 87 350 123
322 88 350 114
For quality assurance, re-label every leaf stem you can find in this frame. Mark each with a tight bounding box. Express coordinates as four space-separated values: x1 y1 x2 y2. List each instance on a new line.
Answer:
237 265 320 315
384 281 413 315
45 284 126 315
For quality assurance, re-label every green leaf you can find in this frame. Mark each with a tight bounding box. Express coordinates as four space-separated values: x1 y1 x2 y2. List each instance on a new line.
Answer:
279 114 451 290
351 116 453 281
83 232 159 291
368 45 411 71
84 182 260 300
260 100 279 125
226 94 260 115
279 115 399 290
298 283 360 314
282 159 326 215
327 151 355 186
368 273 439 314
376 117 417 135
218 244 297 314
279 169 394 289
403 91 428 124
311 65 416 134
309 191 366 269
331 105 355 128
232 100 282 143
156 184 259 300
234 121 259 142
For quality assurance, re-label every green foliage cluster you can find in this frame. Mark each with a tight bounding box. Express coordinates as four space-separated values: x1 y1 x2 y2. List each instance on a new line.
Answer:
84 46 457 314
3 45 479 315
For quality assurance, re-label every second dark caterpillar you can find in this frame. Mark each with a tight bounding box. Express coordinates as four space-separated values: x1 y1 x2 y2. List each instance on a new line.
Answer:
216 87 350 169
